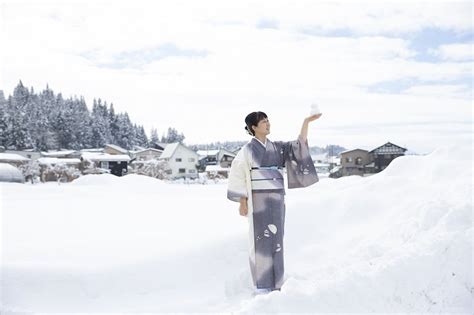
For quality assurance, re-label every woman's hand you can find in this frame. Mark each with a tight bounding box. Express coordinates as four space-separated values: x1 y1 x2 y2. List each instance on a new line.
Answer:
239 197 248 216
305 113 322 123
300 113 322 143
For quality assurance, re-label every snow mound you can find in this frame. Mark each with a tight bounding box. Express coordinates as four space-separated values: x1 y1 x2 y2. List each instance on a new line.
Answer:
240 144 472 313
71 173 165 186
70 174 121 185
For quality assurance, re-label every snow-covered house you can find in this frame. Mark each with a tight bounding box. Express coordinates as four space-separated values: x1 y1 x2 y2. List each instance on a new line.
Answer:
339 149 371 177
159 143 199 179
0 153 31 168
197 148 236 171
81 152 131 176
369 142 407 172
4 149 41 160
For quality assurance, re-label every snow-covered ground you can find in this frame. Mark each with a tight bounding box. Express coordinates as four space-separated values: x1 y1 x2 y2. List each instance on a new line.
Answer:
1 144 472 314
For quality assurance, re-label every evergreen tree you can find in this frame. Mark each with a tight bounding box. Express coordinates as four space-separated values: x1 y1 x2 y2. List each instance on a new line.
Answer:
161 127 185 143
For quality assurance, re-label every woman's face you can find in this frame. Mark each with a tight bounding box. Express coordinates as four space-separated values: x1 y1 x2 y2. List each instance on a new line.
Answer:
253 117 270 136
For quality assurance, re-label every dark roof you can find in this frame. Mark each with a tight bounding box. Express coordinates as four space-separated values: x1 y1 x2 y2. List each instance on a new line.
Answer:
369 142 407 154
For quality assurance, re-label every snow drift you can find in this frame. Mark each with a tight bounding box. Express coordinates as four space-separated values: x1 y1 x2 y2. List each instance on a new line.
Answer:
0 143 472 313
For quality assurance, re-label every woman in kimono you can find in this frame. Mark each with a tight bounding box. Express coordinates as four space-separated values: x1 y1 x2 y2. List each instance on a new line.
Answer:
227 111 322 294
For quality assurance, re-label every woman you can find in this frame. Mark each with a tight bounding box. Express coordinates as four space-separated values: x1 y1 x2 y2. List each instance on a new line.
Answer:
227 111 322 294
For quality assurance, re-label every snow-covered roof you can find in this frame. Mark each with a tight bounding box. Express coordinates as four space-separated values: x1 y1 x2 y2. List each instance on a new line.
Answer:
197 149 220 156
160 143 180 159
134 148 163 154
205 165 230 172
41 150 78 157
105 144 128 154
160 143 197 160
80 148 104 153
82 152 131 162
314 162 330 167
0 163 24 183
0 153 30 162
38 158 81 165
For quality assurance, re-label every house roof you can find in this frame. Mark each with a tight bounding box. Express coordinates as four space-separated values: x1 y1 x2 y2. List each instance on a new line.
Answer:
218 148 236 159
38 158 81 165
134 148 163 154
105 144 128 154
82 152 131 162
160 143 197 159
339 148 369 155
0 153 30 162
197 149 220 156
369 142 407 154
41 150 78 157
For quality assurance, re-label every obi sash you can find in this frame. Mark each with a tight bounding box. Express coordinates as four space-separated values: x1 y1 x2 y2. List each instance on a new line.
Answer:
250 166 284 191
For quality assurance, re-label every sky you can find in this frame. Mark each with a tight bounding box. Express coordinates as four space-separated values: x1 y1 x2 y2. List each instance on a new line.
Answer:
0 0 472 153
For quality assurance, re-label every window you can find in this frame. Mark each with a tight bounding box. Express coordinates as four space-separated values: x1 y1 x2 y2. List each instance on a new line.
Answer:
345 157 353 163
179 168 186 173
188 158 195 162
355 157 362 165
189 169 196 173
175 158 182 162
101 161 109 169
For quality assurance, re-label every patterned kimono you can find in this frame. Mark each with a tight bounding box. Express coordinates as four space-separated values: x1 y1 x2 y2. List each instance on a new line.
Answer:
227 135 319 290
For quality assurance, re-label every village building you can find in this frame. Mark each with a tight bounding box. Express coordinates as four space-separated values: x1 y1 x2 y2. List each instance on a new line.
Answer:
197 148 236 172
159 143 199 179
3 149 41 160
81 152 131 176
339 148 372 177
0 152 31 168
369 142 407 172
330 142 407 178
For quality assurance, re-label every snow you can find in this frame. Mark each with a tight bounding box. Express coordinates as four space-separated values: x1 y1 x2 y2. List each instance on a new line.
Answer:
0 153 30 162
310 103 321 115
197 149 220 156
0 163 24 183
0 143 472 313
40 150 77 157
81 152 130 162
37 158 81 165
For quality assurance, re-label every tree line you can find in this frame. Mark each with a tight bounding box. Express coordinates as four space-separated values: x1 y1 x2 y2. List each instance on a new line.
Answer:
0 81 184 151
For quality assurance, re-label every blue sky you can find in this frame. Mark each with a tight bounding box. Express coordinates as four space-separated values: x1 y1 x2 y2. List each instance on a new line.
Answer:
1 0 472 153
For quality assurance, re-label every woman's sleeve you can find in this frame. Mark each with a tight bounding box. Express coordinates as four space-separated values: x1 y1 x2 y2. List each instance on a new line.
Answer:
227 147 249 202
283 135 319 189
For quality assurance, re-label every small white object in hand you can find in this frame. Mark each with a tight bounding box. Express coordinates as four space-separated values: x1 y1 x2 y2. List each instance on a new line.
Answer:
310 103 321 115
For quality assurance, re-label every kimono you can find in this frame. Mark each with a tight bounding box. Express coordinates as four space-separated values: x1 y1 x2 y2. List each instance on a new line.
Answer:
227 135 319 290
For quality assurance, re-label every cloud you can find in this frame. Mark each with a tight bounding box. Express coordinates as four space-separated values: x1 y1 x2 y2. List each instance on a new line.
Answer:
1 0 472 153
429 43 473 61
80 44 209 69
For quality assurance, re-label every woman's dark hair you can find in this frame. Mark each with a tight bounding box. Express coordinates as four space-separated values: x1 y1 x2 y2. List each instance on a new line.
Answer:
244 111 268 136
